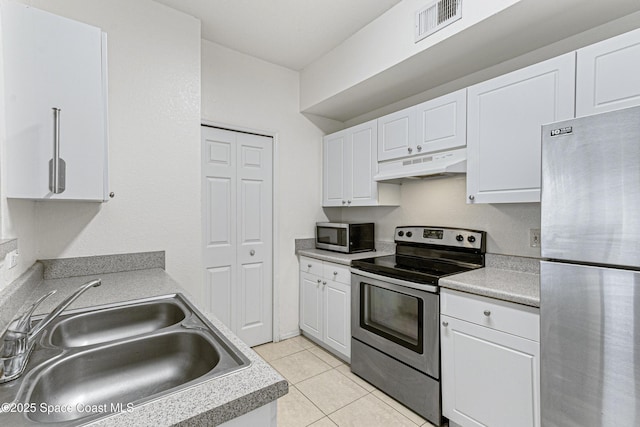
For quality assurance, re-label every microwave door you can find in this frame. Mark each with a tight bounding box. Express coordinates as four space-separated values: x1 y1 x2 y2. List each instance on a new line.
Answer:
316 225 348 253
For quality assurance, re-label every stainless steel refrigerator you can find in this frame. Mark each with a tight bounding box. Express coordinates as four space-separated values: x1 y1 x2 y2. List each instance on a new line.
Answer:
541 105 640 427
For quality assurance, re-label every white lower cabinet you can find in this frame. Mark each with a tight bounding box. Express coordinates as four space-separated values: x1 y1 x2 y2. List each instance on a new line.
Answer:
441 289 540 427
299 256 350 360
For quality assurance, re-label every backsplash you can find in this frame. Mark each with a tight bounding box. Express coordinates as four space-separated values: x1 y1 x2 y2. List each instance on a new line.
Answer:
326 175 541 258
294 238 395 254
40 251 165 280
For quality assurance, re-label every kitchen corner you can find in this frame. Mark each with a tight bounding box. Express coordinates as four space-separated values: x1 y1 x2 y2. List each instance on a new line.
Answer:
295 238 396 266
0 253 288 427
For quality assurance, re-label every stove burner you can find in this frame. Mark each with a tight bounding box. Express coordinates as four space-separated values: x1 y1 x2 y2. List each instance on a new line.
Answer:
351 226 486 287
351 254 477 285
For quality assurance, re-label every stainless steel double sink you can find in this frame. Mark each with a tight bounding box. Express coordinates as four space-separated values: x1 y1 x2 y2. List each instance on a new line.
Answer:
0 294 251 425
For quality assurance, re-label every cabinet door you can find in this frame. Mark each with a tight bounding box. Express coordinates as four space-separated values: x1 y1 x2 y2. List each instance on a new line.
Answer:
576 28 640 117
441 315 540 427
348 120 378 206
377 106 416 161
323 279 351 359
467 53 575 204
415 89 466 154
322 131 347 207
2 2 108 201
300 272 323 342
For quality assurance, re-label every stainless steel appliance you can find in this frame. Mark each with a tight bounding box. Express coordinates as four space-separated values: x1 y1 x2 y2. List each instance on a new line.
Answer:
541 106 640 427
315 222 374 254
350 226 485 426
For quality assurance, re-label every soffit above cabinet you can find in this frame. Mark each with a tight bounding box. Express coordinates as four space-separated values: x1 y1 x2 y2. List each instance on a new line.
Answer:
300 0 640 123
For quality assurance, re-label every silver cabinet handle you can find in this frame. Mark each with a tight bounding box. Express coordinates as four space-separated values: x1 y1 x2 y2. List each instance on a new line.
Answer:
408 147 413 153
468 195 475 201
49 107 66 194
417 145 422 152
317 279 321 284
308 264 312 268
342 200 346 205
250 249 255 256
483 310 491 317
322 281 327 286
347 200 352 205
333 271 338 276
442 321 449 327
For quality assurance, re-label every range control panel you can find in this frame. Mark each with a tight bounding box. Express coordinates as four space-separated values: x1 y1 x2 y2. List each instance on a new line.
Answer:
395 226 485 250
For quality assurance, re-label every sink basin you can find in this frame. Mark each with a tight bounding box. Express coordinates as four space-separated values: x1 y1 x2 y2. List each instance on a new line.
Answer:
28 331 222 423
48 301 186 347
0 294 251 426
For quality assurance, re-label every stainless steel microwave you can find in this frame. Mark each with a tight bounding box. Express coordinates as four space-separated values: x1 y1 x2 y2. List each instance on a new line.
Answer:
315 222 375 254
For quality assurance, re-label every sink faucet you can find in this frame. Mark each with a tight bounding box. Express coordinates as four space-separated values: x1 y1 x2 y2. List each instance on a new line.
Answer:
0 279 101 383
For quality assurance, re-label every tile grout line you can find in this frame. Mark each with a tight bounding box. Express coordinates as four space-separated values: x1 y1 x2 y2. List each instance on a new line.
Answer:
263 338 426 426
368 392 425 426
294 364 370 419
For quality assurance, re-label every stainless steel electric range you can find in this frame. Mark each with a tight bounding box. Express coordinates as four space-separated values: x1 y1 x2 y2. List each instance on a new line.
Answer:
350 226 486 426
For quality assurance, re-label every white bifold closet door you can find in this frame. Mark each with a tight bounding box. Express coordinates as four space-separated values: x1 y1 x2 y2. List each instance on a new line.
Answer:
201 126 273 347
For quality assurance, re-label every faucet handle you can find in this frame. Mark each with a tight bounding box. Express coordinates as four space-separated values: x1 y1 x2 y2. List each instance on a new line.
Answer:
8 290 57 335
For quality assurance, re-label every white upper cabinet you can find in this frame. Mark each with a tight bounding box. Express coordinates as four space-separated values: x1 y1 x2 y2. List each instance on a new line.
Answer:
377 89 466 163
377 106 416 161
576 27 640 117
349 123 377 204
415 89 466 154
323 120 399 207
2 2 109 201
323 130 348 207
466 53 575 204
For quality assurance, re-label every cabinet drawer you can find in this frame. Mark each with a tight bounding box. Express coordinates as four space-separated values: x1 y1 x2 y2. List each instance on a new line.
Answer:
323 262 351 285
441 289 539 342
300 256 322 276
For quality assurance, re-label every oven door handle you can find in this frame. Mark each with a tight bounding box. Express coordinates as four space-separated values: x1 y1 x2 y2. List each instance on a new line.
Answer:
349 269 439 294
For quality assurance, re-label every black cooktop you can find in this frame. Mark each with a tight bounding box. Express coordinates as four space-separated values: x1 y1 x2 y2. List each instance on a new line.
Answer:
351 254 478 286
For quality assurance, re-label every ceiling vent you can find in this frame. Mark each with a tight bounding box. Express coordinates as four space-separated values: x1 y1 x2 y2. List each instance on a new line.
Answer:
415 0 462 43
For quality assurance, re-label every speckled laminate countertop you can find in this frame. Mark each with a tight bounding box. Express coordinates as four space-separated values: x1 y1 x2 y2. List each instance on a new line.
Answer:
0 268 287 426
297 247 394 265
300 248 541 307
439 267 540 307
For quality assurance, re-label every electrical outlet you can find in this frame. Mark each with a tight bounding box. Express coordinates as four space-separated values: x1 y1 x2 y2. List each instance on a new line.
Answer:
530 229 541 248
6 250 18 269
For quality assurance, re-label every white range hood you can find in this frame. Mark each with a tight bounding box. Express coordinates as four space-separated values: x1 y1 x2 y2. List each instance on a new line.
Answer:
374 148 466 182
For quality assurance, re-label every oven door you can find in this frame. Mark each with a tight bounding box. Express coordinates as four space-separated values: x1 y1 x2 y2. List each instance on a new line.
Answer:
351 271 439 378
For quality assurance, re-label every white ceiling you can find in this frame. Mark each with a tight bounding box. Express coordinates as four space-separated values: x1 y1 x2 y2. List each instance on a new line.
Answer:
153 0 402 71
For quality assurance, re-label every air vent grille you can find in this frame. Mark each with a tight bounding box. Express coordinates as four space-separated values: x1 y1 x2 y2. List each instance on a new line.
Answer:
415 0 462 43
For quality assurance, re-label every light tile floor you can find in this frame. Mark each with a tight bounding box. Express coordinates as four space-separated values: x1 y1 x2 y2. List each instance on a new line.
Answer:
253 335 439 427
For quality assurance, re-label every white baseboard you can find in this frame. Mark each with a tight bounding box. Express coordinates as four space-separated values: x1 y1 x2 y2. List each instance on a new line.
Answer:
277 329 301 341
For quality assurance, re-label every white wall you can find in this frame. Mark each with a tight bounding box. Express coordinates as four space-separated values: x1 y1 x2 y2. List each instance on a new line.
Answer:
0 1 47 291
0 0 203 299
334 176 541 258
201 40 328 338
300 0 520 114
